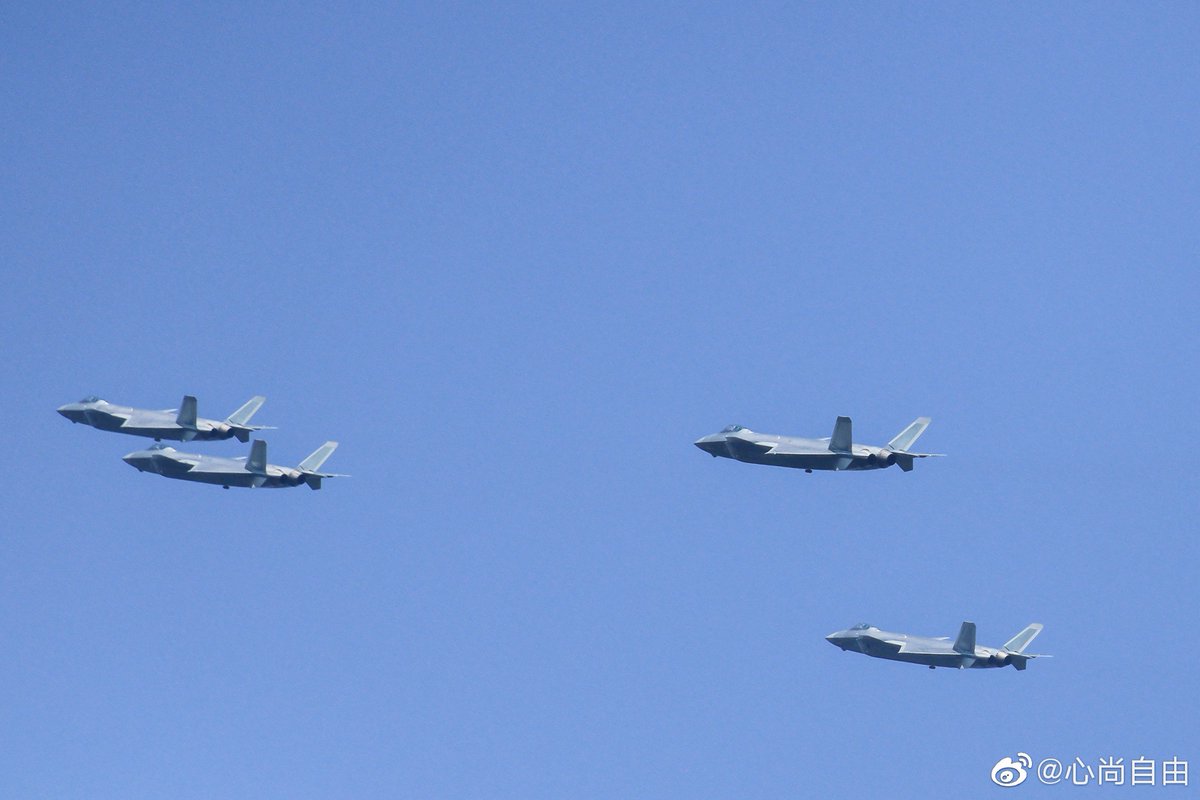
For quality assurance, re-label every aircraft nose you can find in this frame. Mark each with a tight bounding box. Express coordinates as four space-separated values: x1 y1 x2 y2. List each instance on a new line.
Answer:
825 632 851 650
122 452 154 472
693 434 727 456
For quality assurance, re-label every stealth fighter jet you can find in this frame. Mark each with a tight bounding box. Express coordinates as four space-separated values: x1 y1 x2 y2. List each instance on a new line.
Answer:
58 394 273 442
694 416 941 472
825 621 1048 670
122 439 345 489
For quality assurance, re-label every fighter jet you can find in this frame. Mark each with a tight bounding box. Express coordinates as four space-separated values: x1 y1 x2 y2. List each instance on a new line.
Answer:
825 621 1048 670
694 416 942 472
57 394 273 443
122 439 345 490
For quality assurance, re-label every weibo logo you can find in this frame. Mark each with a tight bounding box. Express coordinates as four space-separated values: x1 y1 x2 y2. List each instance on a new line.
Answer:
991 753 1032 787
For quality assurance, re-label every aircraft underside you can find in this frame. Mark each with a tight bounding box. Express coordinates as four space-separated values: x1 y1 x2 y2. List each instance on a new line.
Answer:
737 453 883 471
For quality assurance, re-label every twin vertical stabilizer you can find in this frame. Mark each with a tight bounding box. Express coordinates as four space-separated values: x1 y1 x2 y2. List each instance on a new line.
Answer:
246 440 268 473
953 621 977 655
226 395 266 426
175 395 198 429
1003 623 1044 654
888 417 931 452
828 416 852 452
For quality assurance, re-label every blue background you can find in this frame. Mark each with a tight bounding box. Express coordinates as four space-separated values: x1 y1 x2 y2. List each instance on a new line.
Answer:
3 4 1196 796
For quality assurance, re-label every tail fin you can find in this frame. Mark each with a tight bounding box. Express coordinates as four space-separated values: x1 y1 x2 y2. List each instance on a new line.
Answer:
1003 623 1043 654
888 417 930 451
246 440 268 474
298 441 338 472
226 396 265 426
829 416 852 452
176 395 198 429
953 621 977 655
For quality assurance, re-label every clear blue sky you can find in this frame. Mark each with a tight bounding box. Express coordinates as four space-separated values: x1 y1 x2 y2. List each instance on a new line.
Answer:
3 4 1197 797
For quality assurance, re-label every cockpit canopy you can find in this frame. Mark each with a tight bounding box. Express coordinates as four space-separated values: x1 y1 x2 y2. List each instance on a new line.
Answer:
79 396 102 403
147 443 173 451
721 425 745 433
851 623 875 631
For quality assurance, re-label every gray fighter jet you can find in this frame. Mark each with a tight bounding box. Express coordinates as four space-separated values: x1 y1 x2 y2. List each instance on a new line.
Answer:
825 622 1048 670
694 416 941 472
57 395 273 443
122 439 345 490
